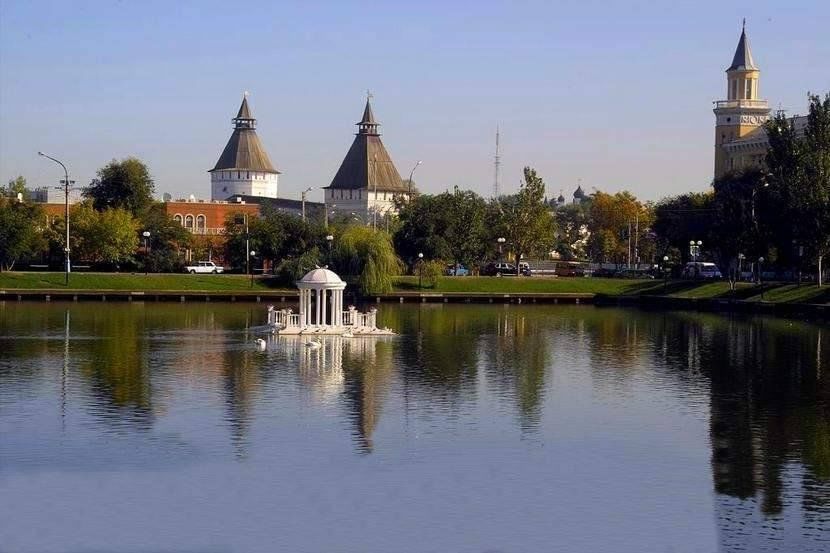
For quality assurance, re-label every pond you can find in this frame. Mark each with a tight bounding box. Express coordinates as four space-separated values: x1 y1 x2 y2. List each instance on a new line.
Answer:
0 302 827 552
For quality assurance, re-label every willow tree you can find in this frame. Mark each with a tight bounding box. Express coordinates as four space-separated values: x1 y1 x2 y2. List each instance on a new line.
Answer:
333 226 402 295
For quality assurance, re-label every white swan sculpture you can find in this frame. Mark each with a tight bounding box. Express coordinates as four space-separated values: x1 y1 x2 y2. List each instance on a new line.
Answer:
254 338 267 351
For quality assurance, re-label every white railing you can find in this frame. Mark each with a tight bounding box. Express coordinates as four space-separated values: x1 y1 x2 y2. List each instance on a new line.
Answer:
268 308 300 328
343 309 377 328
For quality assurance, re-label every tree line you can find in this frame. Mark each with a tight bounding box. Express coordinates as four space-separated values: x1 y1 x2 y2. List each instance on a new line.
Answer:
2 93 827 289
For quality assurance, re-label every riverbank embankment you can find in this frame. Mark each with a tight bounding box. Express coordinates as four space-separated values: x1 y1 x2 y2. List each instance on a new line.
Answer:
0 273 827 317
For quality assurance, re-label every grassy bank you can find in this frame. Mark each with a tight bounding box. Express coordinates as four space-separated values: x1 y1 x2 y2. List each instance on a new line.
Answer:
0 272 289 292
392 275 661 295
393 276 829 304
1 272 827 304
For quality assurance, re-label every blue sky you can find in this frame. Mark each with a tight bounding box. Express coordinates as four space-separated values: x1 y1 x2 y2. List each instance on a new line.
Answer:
1 0 828 203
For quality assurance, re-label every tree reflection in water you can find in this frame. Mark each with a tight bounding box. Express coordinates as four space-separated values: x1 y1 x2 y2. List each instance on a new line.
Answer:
0 302 827 549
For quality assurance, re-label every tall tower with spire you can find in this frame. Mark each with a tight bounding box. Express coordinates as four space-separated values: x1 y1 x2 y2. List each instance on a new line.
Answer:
325 94 407 222
210 93 280 200
713 20 770 178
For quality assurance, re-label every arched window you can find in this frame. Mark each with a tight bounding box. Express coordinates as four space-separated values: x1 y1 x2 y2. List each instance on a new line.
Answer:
196 214 206 232
174 214 183 225
185 214 194 229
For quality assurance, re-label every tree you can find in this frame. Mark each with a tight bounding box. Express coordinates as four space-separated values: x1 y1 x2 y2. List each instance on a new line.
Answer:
586 229 618 264
492 167 556 274
139 202 192 272
553 202 590 260
394 194 452 264
394 187 488 271
586 191 652 266
766 93 830 285
444 187 488 270
70 203 139 266
710 169 769 284
653 192 715 258
4 176 28 200
85 157 155 215
332 226 402 295
0 197 47 271
224 207 323 273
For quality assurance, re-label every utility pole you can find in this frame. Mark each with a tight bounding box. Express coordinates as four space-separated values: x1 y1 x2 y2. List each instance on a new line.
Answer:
493 126 501 198
38 152 71 285
634 214 639 268
245 214 250 276
301 187 313 222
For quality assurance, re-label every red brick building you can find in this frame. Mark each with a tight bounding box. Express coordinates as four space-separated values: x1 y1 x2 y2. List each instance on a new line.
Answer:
163 198 259 235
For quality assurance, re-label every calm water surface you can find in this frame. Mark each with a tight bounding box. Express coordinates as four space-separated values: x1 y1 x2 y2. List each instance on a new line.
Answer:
0 302 827 552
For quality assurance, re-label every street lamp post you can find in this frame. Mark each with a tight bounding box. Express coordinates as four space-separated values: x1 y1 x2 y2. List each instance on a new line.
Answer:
757 256 765 286
250 250 256 288
38 152 71 285
326 234 334 267
793 239 803 286
663 255 669 293
142 231 151 275
407 160 422 198
497 237 505 260
325 204 337 228
418 252 424 289
752 179 770 228
301 187 313 222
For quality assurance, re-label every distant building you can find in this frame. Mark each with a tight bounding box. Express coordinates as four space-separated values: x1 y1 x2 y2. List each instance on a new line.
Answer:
28 186 83 204
324 96 411 222
164 197 259 235
713 22 808 179
226 194 324 221
572 184 586 204
210 94 280 200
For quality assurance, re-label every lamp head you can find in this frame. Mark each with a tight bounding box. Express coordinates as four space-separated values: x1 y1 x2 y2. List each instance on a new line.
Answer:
418 253 424 259
38 151 44 156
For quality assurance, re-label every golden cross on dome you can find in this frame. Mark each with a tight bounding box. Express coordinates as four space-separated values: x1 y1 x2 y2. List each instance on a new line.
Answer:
366 89 373 101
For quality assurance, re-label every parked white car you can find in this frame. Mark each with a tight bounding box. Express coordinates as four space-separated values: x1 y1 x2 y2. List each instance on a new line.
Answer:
185 261 224 274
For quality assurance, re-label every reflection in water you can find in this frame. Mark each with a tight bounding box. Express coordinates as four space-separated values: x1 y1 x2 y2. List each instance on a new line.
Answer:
0 302 828 551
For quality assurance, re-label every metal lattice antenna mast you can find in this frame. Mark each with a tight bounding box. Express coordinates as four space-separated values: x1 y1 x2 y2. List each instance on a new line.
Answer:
493 126 501 198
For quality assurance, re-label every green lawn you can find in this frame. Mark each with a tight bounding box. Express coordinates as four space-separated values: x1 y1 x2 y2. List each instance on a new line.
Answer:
0 272 290 292
393 275 664 295
2 272 827 304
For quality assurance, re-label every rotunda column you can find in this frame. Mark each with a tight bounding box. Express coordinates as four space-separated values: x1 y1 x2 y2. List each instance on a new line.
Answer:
321 288 328 326
316 289 322 325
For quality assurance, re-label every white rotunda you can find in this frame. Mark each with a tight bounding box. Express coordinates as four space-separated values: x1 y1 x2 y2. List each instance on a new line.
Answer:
267 267 392 335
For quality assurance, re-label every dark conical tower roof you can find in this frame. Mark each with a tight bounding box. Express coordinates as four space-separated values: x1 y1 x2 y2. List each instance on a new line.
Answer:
727 20 758 71
210 94 279 174
327 96 405 193
236 95 253 119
